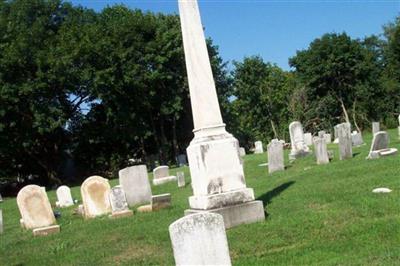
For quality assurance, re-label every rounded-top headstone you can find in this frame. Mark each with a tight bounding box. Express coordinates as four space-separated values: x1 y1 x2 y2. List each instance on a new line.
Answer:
56 185 74 207
169 213 231 266
81 176 111 218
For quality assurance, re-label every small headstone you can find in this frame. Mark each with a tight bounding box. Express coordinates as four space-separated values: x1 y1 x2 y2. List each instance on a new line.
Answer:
372 188 392 193
324 134 332 144
372 122 380 135
318 130 326 138
351 131 364 146
267 139 284 174
119 165 152 207
177 172 185 188
16 185 60 236
366 131 397 159
177 154 188 167
56 185 74 208
338 123 352 160
333 124 339 143
304 133 313 146
169 213 232 266
0 209 3 234
153 166 177 185
254 141 263 154
109 186 133 218
80 176 111 219
289 121 311 159
314 137 329 165
152 193 171 211
239 147 246 157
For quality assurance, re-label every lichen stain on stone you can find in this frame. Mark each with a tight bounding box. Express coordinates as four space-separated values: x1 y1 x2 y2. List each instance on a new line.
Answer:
87 182 108 211
200 144 210 166
207 178 223 194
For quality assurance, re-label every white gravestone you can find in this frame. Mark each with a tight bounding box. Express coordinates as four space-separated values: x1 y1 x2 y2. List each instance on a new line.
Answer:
0 209 3 234
169 213 232 266
56 185 74 208
267 139 284 174
366 131 397 159
314 137 329 165
153 166 177 185
80 176 111 219
351 131 364 146
177 171 185 188
318 130 326 138
109 186 133 218
0 193 3 202
372 122 380 135
254 141 263 154
119 165 152 207
289 121 311 160
324 133 332 144
239 147 246 157
333 124 340 143
17 185 60 236
179 0 264 229
338 123 352 160
304 133 313 146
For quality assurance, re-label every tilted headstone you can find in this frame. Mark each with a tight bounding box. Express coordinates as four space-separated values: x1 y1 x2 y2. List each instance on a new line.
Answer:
153 166 177 185
80 176 111 219
177 154 188 167
372 122 380 135
254 141 263 154
16 185 60 236
324 133 332 144
119 165 152 207
239 147 246 157
304 133 313 146
314 137 329 165
56 185 74 208
169 213 232 266
267 139 284 174
366 131 398 159
351 131 364 146
109 186 133 218
289 121 311 159
177 171 185 188
338 123 352 160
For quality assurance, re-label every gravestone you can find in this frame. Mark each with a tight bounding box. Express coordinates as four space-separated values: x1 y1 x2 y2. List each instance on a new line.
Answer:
324 133 332 144
289 121 311 160
119 165 152 207
169 213 231 266
239 147 246 157
153 166 177 185
56 185 74 208
177 171 185 188
372 122 380 135
16 185 60 236
304 133 313 146
80 176 111 219
314 137 329 165
177 154 188 167
0 209 3 234
318 130 326 138
254 141 263 154
0 193 2 202
337 123 352 160
109 186 133 218
351 131 364 146
366 131 398 159
152 193 171 211
333 124 340 143
267 139 284 174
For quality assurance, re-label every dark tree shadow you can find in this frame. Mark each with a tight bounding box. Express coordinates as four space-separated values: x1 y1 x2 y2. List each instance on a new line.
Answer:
257 181 295 206
353 152 361 157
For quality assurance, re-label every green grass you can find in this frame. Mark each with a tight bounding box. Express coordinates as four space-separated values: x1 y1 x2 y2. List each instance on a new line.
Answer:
1 129 399 265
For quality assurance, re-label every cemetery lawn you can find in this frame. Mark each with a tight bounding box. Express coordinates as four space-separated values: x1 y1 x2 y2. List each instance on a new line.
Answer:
1 129 399 265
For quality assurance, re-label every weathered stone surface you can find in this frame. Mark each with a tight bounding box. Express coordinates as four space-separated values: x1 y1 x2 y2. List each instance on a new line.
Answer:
119 165 152 207
153 166 177 186
80 176 111 218
367 131 398 159
318 130 326 138
254 141 263 154
351 131 364 146
169 213 232 266
177 154 188 166
333 124 340 143
314 137 329 165
189 188 254 210
372 188 392 193
239 147 246 157
324 133 332 144
338 123 352 160
289 121 311 159
32 224 60 236
152 193 171 211
109 185 129 213
137 204 152 213
177 171 185 188
56 185 74 208
17 185 57 230
372 122 380 135
267 139 284 174
304 133 313 146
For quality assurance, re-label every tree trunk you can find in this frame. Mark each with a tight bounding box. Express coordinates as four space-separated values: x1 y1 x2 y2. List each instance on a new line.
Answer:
270 119 278 139
339 97 350 124
352 100 361 133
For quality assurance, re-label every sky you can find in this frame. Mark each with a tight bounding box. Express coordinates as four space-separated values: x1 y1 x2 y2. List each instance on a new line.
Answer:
70 0 399 70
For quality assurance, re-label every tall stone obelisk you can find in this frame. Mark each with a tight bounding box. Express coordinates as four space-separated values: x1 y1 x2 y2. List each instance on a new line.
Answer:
178 0 265 228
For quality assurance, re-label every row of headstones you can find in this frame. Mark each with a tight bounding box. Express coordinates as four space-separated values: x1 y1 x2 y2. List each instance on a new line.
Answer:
14 164 182 236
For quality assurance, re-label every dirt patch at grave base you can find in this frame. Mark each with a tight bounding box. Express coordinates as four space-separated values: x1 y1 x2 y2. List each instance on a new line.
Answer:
104 243 164 265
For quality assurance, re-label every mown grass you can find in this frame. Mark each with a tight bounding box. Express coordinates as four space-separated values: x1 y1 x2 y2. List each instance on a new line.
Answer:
1 129 399 265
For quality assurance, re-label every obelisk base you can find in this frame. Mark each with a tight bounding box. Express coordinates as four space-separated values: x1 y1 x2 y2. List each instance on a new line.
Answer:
185 200 265 229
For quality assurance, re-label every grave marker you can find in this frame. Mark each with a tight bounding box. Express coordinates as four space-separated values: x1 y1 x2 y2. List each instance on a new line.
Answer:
267 139 284 174
80 176 111 219
119 165 152 207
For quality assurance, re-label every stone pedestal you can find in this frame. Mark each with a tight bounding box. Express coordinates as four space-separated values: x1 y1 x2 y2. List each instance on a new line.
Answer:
32 225 60 237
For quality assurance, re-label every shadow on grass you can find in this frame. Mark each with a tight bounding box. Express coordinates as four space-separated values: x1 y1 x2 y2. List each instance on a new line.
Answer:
353 152 361 157
257 181 295 206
